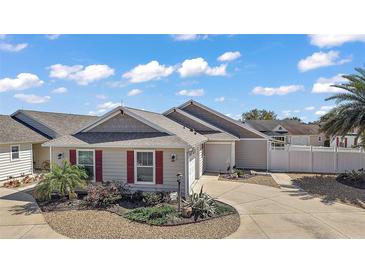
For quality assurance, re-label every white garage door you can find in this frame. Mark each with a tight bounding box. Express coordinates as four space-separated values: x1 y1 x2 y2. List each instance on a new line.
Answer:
188 153 196 187
291 136 309 145
205 143 231 172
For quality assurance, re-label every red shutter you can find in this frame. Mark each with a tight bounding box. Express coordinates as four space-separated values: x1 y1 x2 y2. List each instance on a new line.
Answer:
336 137 339 147
95 150 103 182
344 138 348 148
127 151 134 184
155 151 163 184
69 149 76 165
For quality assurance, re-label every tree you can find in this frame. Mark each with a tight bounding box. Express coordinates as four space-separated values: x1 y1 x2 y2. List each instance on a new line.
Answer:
320 68 365 141
35 160 88 201
242 108 277 121
284 116 302 122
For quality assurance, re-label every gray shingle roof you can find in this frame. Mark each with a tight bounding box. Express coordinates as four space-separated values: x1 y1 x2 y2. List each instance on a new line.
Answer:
0 115 48 144
125 107 207 146
199 131 237 141
42 132 187 148
245 120 320 135
20 110 98 135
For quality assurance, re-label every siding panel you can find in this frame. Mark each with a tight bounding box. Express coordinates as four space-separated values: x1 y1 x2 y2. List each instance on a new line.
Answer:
235 140 268 170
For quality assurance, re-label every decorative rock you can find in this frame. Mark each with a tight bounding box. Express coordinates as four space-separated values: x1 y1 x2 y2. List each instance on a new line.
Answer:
181 206 193 218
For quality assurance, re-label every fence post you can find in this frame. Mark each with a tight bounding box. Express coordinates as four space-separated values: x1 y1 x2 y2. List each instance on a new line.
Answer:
287 145 290 172
310 146 313 172
334 146 338 173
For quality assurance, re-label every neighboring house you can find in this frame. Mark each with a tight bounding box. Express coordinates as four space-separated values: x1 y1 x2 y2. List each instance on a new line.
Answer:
0 115 48 181
245 120 325 146
0 100 270 194
330 132 359 148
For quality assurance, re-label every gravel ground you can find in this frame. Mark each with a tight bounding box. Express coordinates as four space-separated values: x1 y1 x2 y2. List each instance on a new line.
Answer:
288 173 365 209
44 210 240 239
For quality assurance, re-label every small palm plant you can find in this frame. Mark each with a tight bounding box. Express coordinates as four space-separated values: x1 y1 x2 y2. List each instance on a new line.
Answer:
35 160 88 201
321 68 365 141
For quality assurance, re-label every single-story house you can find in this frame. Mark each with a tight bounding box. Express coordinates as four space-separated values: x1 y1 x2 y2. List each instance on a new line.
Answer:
1 100 271 193
245 119 325 146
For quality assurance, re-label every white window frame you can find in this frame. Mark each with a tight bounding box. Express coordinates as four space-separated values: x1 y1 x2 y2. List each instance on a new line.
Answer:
10 145 20 161
134 150 155 185
76 149 95 182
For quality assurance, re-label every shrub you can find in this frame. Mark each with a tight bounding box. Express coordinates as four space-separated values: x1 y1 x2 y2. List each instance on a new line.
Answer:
34 161 88 201
124 204 177 225
185 186 218 221
85 182 125 207
141 192 170 206
337 169 365 185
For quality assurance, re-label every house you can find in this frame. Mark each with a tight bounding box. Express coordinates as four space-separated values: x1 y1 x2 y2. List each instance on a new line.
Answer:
330 132 359 148
0 100 270 193
245 120 325 146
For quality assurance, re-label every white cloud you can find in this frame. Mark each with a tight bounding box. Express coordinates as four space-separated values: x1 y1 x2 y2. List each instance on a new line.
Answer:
97 101 121 110
177 89 204 97
172 34 208 41
309 34 365 48
298 51 351 72
293 110 300 113
315 105 335 116
88 109 106 115
96 94 107 99
49 64 115 85
252 85 304 96
0 43 28 52
51 87 68 94
305 106 315 111
312 74 346 93
282 110 292 117
215 96 225 102
46 34 61 40
178 57 227 77
0 73 44 93
217 51 241 62
127 88 143 96
123 61 174 83
14 94 50 104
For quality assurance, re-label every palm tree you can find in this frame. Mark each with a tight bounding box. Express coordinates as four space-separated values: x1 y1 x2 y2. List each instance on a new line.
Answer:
320 68 365 143
35 160 88 201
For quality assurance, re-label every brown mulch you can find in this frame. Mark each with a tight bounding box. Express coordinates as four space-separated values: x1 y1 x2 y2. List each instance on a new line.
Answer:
288 173 365 209
219 174 280 188
43 210 240 239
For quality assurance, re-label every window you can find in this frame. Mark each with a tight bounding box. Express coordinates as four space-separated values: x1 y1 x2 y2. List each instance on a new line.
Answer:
77 150 94 180
11 145 20 161
135 151 154 183
272 136 285 147
318 136 322 142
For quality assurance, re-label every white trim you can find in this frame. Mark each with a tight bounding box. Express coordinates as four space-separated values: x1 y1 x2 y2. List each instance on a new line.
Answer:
134 150 155 185
206 141 235 145
177 100 269 139
76 149 96 182
10 144 20 161
184 148 188 195
164 107 238 140
239 138 268 141
31 144 34 175
42 143 188 149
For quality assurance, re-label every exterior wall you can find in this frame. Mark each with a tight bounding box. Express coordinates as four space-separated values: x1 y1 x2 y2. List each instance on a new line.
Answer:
195 144 203 179
50 147 185 192
309 135 325 146
235 139 268 170
167 111 214 132
205 142 232 172
33 143 49 170
330 135 358 148
0 143 33 181
14 112 57 138
182 104 262 138
89 113 158 133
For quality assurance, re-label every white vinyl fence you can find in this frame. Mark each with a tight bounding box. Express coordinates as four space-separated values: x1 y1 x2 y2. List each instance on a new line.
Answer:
269 144 365 173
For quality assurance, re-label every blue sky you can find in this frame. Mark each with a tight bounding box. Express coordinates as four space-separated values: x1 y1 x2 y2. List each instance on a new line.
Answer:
1 34 365 122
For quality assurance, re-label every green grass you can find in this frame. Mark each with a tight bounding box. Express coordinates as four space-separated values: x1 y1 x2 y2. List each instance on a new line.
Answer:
123 204 178 225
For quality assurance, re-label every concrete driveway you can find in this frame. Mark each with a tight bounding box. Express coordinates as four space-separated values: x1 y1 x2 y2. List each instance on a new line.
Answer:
0 186 66 239
194 174 365 239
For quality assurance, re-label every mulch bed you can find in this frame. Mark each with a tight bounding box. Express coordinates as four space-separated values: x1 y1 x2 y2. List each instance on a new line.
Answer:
289 173 365 209
219 174 280 188
43 210 240 239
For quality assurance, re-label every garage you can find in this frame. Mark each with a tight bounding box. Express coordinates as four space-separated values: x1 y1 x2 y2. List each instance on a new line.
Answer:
205 143 232 173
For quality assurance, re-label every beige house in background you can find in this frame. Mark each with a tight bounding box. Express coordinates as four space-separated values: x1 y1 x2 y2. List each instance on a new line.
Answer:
245 120 325 146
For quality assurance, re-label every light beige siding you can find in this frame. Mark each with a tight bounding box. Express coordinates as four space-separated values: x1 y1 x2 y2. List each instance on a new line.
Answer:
195 145 203 179
205 143 231 172
89 113 159 133
50 147 185 192
235 140 268 170
0 143 33 181
14 112 57 138
33 143 49 170
309 135 325 146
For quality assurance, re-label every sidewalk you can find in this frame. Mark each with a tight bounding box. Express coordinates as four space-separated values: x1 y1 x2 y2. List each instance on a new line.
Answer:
0 186 66 239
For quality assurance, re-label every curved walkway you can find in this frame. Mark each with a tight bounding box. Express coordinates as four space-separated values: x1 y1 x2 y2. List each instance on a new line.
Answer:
194 174 365 239
0 186 66 239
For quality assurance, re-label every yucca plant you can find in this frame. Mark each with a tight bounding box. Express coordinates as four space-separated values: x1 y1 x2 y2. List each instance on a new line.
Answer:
35 160 88 201
185 186 217 221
